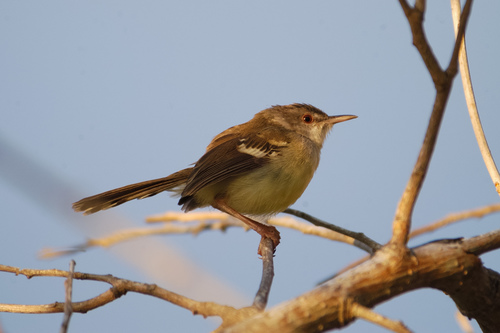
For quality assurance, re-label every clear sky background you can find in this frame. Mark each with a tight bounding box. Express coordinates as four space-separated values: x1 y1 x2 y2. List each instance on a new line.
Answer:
1 1 499 332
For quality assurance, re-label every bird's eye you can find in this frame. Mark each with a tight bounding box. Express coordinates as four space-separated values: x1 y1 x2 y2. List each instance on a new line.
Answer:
302 114 314 124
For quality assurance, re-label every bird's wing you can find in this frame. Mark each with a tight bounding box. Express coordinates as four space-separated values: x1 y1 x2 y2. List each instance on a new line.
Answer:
180 133 288 198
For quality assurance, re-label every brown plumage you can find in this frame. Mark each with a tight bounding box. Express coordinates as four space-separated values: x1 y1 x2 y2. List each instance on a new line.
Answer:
73 104 357 252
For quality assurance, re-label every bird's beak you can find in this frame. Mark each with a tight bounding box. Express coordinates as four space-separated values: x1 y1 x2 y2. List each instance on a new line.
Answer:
328 115 358 124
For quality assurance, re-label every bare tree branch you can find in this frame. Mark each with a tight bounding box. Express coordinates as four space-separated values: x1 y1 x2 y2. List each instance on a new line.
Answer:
149 210 379 253
41 211 378 259
253 238 274 310
446 0 474 77
3 231 500 331
398 0 444 85
450 0 500 196
323 203 500 283
410 202 500 238
351 303 412 333
60 260 75 333
39 217 245 259
284 208 381 254
390 0 473 247
0 265 241 321
461 229 500 256
218 231 500 332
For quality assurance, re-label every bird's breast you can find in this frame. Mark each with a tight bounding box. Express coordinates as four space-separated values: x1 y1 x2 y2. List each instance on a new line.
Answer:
224 141 320 215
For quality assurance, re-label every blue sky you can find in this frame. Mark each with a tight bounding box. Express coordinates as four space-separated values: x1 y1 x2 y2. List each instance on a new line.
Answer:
1 1 499 332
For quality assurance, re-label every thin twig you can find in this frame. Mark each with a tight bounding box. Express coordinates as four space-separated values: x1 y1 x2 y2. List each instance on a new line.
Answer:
151 211 375 252
446 0 474 77
351 302 413 333
410 203 500 238
398 0 445 85
42 211 379 259
146 211 229 223
252 238 274 310
39 219 245 259
450 0 500 196
284 208 381 254
0 264 241 320
60 260 75 333
271 216 374 254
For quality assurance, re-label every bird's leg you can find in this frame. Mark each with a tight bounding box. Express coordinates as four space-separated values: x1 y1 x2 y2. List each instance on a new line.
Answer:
212 198 281 254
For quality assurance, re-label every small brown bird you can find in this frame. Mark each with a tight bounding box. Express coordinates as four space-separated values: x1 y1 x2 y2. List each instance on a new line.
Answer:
73 104 356 253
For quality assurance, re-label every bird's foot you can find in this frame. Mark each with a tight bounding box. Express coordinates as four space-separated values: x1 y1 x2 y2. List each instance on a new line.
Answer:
257 226 280 256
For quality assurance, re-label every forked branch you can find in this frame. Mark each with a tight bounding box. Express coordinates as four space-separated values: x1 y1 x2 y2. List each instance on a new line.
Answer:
390 0 473 247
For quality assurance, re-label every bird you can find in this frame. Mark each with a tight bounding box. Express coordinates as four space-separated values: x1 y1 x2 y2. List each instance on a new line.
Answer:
73 103 357 253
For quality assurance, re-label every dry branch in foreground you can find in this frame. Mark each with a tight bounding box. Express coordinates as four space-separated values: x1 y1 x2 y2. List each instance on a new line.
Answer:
218 230 500 332
3 230 499 332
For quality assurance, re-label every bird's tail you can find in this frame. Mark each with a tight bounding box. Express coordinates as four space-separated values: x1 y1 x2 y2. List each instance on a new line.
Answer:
72 168 192 215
